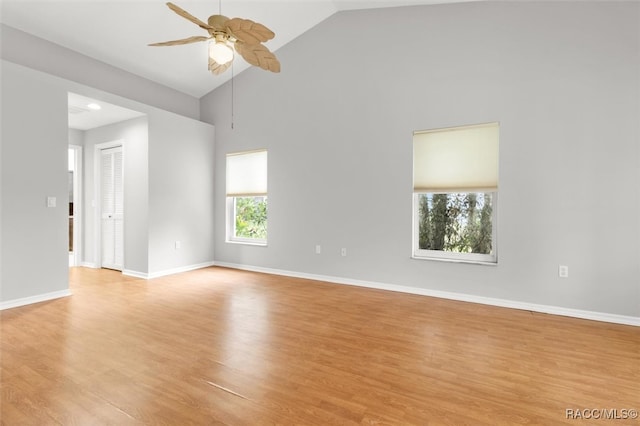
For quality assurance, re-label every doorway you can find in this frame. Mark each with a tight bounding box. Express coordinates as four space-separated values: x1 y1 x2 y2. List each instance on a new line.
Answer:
68 92 146 273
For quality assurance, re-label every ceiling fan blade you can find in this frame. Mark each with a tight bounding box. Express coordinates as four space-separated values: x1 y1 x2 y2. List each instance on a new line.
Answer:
208 58 232 75
149 35 210 46
226 18 275 45
167 2 213 31
235 42 280 73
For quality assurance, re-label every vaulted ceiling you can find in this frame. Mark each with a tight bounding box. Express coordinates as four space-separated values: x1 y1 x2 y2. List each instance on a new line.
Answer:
1 0 477 99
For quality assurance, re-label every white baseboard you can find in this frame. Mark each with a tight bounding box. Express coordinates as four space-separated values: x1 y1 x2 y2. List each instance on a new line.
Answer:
80 262 98 268
121 269 148 279
0 289 73 311
213 261 640 327
123 261 215 280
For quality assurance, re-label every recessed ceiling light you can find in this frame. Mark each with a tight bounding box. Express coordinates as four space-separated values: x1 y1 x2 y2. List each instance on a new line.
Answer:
87 103 102 110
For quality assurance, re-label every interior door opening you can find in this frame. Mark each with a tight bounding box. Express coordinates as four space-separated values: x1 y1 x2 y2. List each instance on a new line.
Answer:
68 92 146 274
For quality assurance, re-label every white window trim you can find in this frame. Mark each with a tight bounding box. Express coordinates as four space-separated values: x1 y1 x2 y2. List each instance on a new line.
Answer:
411 192 498 265
225 197 268 246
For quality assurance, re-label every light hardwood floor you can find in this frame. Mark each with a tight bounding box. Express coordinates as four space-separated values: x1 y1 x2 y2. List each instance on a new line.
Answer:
1 267 638 425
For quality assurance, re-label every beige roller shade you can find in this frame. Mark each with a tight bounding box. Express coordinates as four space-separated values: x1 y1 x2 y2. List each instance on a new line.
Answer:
413 122 499 193
226 149 267 196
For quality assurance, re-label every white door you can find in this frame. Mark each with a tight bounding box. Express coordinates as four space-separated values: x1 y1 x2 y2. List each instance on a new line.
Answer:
100 146 124 271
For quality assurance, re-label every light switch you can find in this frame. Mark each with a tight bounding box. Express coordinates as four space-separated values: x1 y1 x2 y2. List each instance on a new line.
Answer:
47 196 57 208
559 265 569 278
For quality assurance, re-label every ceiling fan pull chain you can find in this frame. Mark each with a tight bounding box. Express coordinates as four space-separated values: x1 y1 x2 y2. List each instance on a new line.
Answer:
231 62 234 130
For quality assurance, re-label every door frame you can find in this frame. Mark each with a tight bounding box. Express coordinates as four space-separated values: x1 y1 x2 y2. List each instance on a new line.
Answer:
94 140 124 269
69 145 83 267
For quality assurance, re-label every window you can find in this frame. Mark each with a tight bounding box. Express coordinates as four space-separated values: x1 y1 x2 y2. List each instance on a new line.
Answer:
226 149 268 245
412 122 499 263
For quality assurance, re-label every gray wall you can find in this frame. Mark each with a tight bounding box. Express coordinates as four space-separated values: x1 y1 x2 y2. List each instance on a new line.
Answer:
200 2 640 317
1 61 69 301
148 114 216 275
68 128 84 147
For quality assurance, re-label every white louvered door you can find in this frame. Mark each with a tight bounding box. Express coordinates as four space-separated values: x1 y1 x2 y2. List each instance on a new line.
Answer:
100 146 124 271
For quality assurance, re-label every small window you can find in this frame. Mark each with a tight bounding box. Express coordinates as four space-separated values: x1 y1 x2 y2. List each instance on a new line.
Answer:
413 123 499 263
226 150 267 245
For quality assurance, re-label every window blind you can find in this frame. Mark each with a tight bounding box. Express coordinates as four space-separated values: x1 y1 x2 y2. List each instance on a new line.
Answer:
226 149 268 196
413 122 499 193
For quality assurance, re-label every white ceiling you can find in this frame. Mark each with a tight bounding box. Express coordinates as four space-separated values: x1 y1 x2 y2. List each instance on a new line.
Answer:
1 0 475 99
68 92 146 130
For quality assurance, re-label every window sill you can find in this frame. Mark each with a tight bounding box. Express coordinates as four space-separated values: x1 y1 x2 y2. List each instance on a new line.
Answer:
226 240 268 247
411 255 497 266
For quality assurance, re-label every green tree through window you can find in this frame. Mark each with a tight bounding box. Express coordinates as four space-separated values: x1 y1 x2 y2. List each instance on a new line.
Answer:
234 196 267 240
418 193 493 254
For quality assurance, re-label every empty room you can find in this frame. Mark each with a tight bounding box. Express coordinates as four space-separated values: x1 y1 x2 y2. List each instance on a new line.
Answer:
1 1 638 424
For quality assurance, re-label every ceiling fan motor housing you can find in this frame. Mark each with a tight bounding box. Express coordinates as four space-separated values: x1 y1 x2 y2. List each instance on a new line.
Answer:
208 15 230 32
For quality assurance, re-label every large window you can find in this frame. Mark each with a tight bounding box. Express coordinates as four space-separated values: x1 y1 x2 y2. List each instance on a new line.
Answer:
413 123 499 263
226 149 268 245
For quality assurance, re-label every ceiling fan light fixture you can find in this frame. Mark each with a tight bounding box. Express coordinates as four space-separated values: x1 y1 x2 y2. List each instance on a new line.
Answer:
150 2 280 75
209 39 234 65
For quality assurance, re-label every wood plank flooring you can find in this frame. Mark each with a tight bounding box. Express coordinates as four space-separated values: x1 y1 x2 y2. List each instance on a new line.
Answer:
1 266 638 425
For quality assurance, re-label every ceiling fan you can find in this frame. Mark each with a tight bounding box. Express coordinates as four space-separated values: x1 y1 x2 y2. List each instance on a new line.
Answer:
149 2 280 75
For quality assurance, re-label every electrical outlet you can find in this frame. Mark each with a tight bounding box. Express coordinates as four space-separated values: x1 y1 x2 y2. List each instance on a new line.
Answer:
559 265 568 278
315 245 321 254
341 248 347 257
47 196 57 208
175 241 181 250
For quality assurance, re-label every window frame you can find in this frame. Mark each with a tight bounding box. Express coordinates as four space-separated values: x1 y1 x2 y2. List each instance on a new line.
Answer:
226 195 268 246
225 149 268 246
412 122 499 265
